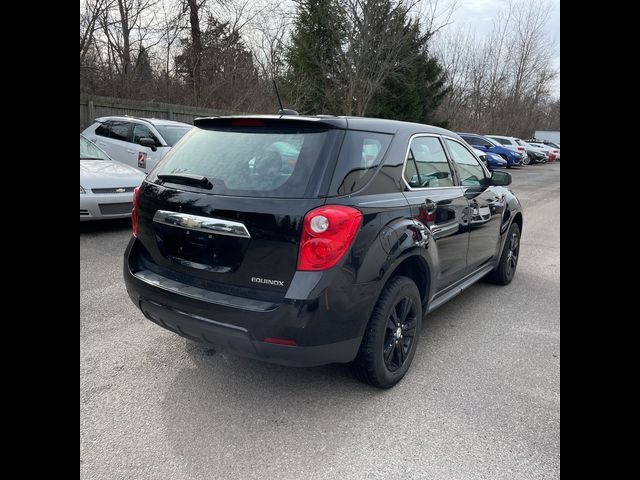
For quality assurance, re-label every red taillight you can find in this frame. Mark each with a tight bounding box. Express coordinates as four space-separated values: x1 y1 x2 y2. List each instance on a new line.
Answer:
517 146 525 151
297 205 362 271
263 337 298 346
132 186 140 237
231 118 264 127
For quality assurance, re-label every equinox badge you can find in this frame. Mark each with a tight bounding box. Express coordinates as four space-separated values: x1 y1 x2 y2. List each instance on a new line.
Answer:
251 277 285 287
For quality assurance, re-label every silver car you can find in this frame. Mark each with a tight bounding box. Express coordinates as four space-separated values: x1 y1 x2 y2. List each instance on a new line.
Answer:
81 116 192 173
80 134 146 221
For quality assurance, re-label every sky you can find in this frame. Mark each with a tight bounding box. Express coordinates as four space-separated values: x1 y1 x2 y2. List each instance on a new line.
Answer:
445 0 560 97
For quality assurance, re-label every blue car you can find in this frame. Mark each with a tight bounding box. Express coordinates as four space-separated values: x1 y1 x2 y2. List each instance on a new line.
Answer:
485 151 508 169
458 133 523 168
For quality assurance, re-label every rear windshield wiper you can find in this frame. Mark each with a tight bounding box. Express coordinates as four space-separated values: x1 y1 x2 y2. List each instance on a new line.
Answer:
157 173 213 190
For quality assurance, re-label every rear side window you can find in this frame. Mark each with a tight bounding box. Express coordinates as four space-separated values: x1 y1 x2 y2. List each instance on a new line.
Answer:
491 137 510 146
330 131 392 195
403 136 454 188
153 126 336 198
109 121 131 142
95 122 110 137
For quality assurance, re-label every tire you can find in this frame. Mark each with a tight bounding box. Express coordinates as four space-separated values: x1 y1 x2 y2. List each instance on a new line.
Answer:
351 276 422 388
487 222 521 285
523 154 532 165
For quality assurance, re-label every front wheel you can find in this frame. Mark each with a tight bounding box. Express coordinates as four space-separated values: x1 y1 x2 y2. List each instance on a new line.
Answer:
488 222 521 285
351 276 422 388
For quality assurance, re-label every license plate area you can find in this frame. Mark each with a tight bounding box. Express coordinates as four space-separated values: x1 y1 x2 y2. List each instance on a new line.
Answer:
154 223 250 272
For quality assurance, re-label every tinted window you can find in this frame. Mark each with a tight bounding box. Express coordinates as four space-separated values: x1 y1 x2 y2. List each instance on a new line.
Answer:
155 125 192 146
154 127 335 198
490 137 510 146
132 124 159 145
331 131 392 195
403 136 454 188
109 121 131 142
95 122 110 137
445 139 486 187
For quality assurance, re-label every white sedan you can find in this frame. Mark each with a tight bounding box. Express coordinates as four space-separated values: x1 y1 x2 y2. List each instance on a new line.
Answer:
80 134 146 221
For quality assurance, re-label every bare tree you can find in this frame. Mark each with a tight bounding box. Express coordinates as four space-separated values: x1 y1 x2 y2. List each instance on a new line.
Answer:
81 0 114 63
434 0 558 137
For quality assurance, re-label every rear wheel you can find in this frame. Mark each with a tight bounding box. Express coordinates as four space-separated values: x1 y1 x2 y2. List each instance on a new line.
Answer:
523 154 532 165
352 276 422 388
488 222 521 285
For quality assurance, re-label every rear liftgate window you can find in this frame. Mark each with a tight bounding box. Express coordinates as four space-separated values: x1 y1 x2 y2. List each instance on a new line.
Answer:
153 125 336 198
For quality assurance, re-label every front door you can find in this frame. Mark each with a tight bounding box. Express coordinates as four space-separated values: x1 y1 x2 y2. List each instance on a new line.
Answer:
444 137 505 272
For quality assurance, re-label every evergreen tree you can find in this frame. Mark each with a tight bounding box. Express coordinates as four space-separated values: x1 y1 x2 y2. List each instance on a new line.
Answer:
367 20 449 126
285 0 345 114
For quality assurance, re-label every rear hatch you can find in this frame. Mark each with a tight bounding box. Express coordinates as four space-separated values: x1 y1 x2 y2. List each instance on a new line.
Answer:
134 117 346 301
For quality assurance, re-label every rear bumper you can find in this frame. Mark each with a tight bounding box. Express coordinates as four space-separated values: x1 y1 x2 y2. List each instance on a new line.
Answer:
136 298 361 366
123 238 368 367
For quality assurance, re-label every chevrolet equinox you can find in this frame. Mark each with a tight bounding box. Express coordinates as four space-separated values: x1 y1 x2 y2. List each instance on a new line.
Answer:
123 115 523 388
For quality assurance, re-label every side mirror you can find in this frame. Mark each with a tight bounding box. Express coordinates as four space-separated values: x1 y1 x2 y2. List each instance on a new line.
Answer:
138 137 157 152
491 170 511 186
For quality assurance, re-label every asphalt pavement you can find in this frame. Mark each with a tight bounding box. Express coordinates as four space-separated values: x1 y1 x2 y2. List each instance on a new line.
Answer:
80 162 560 480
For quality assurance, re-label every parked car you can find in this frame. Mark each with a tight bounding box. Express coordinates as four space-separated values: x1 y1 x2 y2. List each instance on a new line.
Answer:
457 133 524 167
527 142 560 161
477 148 508 169
486 135 527 157
520 141 548 164
123 115 523 388
80 134 146 221
82 116 193 173
472 147 507 170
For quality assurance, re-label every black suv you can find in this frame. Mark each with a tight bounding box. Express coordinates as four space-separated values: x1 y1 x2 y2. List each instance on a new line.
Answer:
124 115 523 388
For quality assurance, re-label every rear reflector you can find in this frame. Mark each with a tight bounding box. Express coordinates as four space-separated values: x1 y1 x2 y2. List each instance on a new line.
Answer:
263 337 298 346
231 119 265 127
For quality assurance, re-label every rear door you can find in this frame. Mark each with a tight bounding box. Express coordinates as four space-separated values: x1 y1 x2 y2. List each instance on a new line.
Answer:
401 134 470 291
98 120 134 166
135 119 345 298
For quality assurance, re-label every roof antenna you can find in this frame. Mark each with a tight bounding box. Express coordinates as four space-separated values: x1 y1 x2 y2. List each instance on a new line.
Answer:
273 80 299 116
